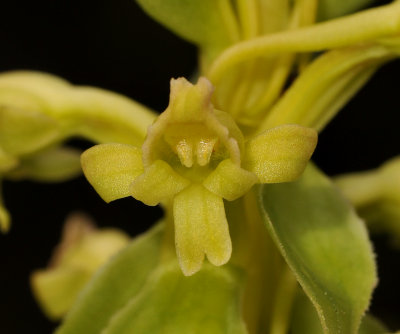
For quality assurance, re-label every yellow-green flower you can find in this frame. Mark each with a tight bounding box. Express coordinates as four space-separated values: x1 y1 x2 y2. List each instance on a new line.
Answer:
31 213 130 320
81 77 317 276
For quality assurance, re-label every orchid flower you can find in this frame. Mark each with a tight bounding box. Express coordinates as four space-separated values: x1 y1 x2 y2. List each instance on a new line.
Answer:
1 0 400 333
81 77 316 275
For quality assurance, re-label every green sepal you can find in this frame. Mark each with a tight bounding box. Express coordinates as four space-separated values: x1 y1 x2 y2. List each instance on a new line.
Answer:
243 124 317 183
102 261 247 334
81 143 143 203
290 289 389 334
56 223 164 334
6 146 82 182
258 164 377 334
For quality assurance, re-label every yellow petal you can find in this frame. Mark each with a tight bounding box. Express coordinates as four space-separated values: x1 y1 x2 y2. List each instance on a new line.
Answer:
243 124 317 183
203 159 258 201
174 184 232 276
130 160 190 206
81 143 143 203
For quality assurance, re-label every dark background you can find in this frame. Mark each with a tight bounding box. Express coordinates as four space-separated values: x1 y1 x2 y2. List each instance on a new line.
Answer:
0 0 399 332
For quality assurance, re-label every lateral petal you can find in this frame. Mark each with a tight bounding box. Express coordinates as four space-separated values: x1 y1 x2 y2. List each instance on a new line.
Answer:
130 160 190 206
203 159 258 201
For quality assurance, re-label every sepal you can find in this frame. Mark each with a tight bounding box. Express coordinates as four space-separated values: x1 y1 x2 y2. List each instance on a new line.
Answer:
81 143 143 203
243 124 317 183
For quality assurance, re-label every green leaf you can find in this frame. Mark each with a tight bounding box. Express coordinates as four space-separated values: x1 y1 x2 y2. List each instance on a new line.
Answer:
290 290 388 334
102 262 247 334
318 0 375 21
135 0 238 50
258 164 377 334
56 223 163 334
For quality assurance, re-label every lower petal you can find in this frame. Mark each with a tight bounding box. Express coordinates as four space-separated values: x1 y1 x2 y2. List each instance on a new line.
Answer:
173 184 232 276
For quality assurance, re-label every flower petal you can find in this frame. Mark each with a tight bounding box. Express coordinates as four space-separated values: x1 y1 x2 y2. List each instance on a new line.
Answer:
243 124 317 183
174 184 232 276
203 159 258 201
130 160 190 206
81 143 143 203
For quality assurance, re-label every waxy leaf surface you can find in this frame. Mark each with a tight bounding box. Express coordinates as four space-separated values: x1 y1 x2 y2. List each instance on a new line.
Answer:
258 164 376 334
290 290 388 334
102 262 247 334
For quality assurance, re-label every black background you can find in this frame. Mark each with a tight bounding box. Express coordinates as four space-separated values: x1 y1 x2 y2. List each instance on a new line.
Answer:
0 0 399 332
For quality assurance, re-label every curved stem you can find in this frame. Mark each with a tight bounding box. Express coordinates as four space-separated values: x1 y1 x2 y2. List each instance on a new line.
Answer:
258 44 394 131
208 1 400 84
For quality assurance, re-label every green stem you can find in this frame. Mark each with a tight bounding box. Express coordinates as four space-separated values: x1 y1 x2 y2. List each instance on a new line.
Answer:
334 170 383 207
208 1 400 84
269 265 298 334
218 0 241 44
227 190 286 334
259 44 394 131
236 0 259 39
